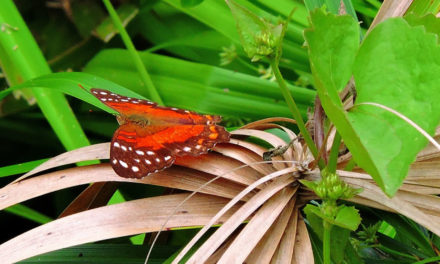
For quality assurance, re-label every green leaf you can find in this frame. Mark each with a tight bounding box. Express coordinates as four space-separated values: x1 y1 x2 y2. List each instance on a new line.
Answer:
95 4 139 42
181 0 204 8
0 158 47 177
334 205 361 231
405 13 440 37
304 0 325 11
71 1 106 38
304 9 359 100
304 204 351 264
406 0 440 15
350 18 440 195
299 179 318 191
5 204 53 224
304 0 359 23
1 72 141 115
0 0 91 152
305 10 440 196
304 10 381 194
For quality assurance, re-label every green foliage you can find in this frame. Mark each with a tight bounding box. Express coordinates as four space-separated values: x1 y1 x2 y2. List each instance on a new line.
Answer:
2 1 440 263
0 0 91 151
181 0 204 8
304 0 359 20
305 204 352 264
301 170 362 201
95 4 139 43
226 0 284 61
305 9 440 196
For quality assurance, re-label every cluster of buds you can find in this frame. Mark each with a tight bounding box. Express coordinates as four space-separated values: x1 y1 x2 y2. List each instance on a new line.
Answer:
226 0 284 62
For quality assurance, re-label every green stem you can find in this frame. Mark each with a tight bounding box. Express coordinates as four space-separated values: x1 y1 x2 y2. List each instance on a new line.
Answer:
102 0 164 105
323 220 332 264
270 59 323 168
344 158 356 171
236 56 260 72
327 132 341 173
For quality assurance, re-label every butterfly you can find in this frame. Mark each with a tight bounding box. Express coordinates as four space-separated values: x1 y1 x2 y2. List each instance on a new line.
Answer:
91 88 230 178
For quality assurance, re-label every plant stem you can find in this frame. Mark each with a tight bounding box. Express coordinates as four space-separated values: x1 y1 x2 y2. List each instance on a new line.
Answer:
102 0 164 105
270 60 323 168
323 220 332 264
327 132 341 173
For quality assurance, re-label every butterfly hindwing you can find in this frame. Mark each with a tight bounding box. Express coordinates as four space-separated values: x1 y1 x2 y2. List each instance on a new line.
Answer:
110 124 175 178
110 123 229 178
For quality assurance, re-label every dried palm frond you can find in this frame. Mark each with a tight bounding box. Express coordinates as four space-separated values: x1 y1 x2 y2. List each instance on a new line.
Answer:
1 117 440 263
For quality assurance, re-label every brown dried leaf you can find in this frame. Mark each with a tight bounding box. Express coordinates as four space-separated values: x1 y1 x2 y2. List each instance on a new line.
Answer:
0 193 241 263
271 205 299 263
343 177 440 236
245 197 296 264
59 182 119 218
292 216 314 264
181 173 295 264
218 187 297 263
214 143 276 175
0 164 250 210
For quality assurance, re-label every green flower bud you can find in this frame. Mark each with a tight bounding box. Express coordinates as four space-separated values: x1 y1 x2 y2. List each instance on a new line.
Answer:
226 0 284 61
219 44 237 66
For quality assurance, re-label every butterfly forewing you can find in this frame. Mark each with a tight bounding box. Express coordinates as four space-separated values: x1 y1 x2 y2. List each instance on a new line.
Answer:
91 88 230 178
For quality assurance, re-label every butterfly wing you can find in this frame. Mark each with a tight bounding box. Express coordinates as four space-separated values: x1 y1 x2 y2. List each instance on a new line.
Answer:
110 123 229 178
91 88 220 125
91 88 230 178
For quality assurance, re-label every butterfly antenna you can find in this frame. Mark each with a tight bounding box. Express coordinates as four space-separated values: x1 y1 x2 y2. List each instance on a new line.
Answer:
78 84 86 91
144 159 303 264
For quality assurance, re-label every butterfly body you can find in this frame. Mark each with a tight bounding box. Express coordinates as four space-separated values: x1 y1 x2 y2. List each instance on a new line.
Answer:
91 88 230 178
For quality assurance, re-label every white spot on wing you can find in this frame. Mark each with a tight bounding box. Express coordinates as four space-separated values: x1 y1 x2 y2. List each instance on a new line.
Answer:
121 145 127 151
92 90 98 94
155 158 161 163
119 160 128 168
136 150 144 155
195 145 202 150
112 159 117 164
121 99 128 102
147 151 155 156
128 147 133 151
134 159 140 163
113 142 120 148
164 156 171 161
108 98 113 101
99 91 107 95
145 159 151 165
101 98 107 102
183 147 191 152
132 166 139 172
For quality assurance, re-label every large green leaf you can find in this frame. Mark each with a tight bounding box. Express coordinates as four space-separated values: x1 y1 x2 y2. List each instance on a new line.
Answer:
350 18 440 195
305 10 440 196
304 9 359 101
